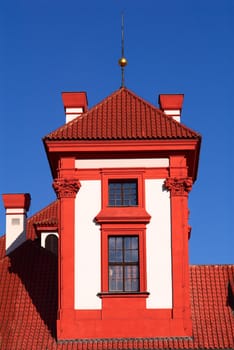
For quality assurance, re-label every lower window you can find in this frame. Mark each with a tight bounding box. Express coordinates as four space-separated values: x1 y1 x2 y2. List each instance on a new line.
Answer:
108 236 139 292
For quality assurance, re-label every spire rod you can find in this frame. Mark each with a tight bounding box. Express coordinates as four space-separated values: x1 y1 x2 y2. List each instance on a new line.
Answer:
118 13 128 87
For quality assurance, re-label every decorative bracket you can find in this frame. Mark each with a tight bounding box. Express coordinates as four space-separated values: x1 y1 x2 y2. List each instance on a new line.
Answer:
164 177 193 196
53 178 81 199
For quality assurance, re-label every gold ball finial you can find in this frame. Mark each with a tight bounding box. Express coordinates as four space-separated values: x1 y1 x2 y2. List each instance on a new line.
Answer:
118 57 128 67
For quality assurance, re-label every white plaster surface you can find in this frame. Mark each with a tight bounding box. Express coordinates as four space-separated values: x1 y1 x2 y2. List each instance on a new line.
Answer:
145 179 172 309
75 158 169 169
5 210 26 255
163 109 180 115
75 180 102 309
66 107 83 113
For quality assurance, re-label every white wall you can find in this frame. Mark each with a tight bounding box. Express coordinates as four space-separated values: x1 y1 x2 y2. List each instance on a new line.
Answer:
145 179 172 309
5 208 26 255
74 180 102 310
74 177 172 310
75 158 169 169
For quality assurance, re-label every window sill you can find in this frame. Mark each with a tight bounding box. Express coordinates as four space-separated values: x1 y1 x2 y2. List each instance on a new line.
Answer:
97 291 150 299
95 207 151 224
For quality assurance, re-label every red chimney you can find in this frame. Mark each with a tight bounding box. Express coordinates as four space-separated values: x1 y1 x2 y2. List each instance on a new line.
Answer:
62 92 88 124
2 193 31 255
158 94 184 122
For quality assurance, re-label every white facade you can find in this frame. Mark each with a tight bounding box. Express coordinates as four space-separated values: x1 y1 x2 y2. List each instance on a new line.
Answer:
74 180 102 309
74 166 172 310
75 158 169 169
145 179 172 309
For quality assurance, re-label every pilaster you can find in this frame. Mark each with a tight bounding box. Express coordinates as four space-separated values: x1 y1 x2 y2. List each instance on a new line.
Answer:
164 156 193 334
52 157 80 336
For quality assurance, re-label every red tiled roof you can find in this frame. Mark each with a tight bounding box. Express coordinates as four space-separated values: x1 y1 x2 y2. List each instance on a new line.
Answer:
44 88 200 141
0 233 233 349
27 201 58 240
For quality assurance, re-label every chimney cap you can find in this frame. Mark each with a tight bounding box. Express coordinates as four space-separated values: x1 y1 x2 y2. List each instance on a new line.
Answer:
2 193 31 211
158 94 184 110
61 92 88 112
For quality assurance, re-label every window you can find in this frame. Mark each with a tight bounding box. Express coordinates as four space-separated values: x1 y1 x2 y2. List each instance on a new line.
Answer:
108 180 138 206
45 234 58 256
108 236 139 292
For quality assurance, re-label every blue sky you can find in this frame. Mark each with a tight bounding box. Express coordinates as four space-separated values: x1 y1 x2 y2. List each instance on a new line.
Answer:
0 0 233 264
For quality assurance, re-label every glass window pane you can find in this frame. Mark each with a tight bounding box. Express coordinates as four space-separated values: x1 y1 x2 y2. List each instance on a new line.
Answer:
108 236 139 292
116 237 122 248
124 266 139 291
109 266 123 291
109 237 115 249
131 237 138 249
115 249 123 262
131 250 138 262
109 249 115 262
125 249 138 262
108 180 138 206
124 237 131 249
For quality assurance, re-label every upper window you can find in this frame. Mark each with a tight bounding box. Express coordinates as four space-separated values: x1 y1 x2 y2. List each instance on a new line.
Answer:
108 236 139 292
108 180 138 207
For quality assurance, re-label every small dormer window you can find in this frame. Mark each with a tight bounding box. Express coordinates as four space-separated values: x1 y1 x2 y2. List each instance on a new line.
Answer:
108 180 138 206
45 234 58 256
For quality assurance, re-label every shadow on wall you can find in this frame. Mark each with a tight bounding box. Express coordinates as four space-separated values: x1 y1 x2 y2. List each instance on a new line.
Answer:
8 239 58 338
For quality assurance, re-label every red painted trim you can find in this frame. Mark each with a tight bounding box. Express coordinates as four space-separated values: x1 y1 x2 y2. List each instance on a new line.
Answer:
44 137 200 182
77 167 169 181
33 225 58 237
45 139 199 153
53 158 81 333
58 308 189 339
164 156 193 334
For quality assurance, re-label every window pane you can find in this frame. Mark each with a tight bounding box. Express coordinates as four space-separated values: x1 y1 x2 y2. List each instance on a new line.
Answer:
124 266 139 291
108 236 139 292
116 237 122 249
109 237 123 262
108 180 138 206
109 266 123 291
124 237 131 249
109 237 115 249
125 249 138 262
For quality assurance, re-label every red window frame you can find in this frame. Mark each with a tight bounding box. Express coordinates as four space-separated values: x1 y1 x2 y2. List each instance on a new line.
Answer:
108 235 139 292
101 171 145 210
101 227 147 294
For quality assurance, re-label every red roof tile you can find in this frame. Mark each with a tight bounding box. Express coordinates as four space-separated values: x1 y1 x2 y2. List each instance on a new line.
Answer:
44 88 200 141
27 201 58 240
0 230 233 349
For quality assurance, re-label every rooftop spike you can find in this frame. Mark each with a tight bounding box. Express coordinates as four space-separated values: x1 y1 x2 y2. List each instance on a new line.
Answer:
118 13 128 87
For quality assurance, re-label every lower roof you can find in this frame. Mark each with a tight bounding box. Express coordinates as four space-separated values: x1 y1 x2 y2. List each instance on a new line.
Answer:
0 235 233 350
